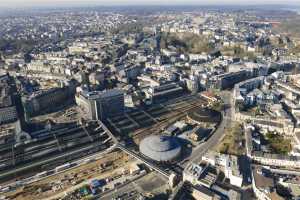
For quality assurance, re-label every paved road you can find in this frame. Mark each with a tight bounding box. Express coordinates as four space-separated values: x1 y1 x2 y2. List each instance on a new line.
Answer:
268 167 300 176
99 176 144 200
117 144 170 178
186 91 234 165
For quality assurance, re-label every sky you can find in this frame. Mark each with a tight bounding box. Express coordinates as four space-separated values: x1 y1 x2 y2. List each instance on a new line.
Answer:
0 0 299 8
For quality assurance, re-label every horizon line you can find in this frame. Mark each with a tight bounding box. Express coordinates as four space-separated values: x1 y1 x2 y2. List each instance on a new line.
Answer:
0 3 299 9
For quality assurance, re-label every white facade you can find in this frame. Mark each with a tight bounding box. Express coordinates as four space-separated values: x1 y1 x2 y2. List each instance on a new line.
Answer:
202 151 243 187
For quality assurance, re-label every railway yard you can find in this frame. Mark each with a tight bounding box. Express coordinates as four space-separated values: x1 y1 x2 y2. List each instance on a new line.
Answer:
2 5 300 200
0 93 212 200
106 94 207 145
0 120 114 183
4 151 132 200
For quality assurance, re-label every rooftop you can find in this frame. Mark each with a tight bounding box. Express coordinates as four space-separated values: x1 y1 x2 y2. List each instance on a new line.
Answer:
139 135 181 162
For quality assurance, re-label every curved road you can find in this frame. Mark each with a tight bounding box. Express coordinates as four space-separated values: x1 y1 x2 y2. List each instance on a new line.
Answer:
187 91 233 165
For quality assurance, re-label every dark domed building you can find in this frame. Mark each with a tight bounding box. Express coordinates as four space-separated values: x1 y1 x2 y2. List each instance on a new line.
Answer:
139 135 182 162
187 108 221 124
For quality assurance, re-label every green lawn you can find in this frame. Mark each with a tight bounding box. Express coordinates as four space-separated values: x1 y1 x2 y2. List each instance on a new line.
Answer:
265 132 292 155
217 123 245 156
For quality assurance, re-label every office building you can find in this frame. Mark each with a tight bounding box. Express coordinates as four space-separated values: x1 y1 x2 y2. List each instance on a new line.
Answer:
76 89 124 120
23 81 77 118
145 83 183 104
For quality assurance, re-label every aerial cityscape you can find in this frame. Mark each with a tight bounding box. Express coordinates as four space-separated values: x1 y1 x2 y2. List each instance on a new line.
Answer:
0 1 300 200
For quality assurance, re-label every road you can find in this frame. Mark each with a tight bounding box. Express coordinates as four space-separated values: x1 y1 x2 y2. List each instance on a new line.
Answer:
186 91 234 165
117 144 170 178
96 174 145 200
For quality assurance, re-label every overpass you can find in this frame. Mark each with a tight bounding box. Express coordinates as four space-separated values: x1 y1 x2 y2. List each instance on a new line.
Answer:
116 144 170 178
95 120 171 178
96 120 118 144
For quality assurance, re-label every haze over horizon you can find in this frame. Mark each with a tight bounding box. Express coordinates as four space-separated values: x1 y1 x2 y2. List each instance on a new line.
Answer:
0 0 299 8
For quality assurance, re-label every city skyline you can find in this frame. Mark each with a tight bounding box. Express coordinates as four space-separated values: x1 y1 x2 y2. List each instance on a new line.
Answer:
0 0 299 8
1 2 300 200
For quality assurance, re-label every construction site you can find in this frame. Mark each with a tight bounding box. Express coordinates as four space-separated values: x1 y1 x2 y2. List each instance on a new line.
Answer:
5 151 132 200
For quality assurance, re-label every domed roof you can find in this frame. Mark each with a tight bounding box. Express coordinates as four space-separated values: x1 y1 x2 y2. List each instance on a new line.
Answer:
139 135 181 162
187 108 221 123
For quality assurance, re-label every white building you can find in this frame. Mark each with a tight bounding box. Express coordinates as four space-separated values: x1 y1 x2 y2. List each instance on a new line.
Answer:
202 151 243 187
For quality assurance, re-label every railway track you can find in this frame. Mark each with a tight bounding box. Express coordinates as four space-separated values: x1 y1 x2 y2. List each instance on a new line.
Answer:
0 122 111 172
131 99 206 141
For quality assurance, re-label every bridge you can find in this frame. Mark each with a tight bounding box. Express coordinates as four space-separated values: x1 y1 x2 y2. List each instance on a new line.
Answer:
96 120 118 144
116 144 170 178
96 120 171 178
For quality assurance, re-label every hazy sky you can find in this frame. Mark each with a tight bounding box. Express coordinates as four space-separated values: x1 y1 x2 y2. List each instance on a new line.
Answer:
0 0 299 8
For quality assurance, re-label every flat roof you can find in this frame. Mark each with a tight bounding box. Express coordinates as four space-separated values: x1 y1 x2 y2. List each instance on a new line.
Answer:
81 89 124 100
252 166 274 189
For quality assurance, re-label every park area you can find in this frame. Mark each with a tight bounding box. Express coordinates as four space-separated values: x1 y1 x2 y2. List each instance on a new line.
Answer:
216 123 245 156
264 132 292 155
